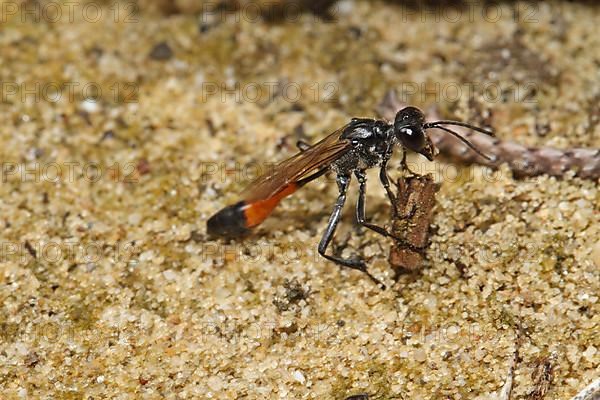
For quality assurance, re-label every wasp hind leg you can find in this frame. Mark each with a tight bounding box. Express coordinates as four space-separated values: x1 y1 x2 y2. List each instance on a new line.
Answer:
318 174 385 289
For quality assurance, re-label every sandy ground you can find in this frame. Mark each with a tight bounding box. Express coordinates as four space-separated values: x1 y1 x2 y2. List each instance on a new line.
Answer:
0 1 598 399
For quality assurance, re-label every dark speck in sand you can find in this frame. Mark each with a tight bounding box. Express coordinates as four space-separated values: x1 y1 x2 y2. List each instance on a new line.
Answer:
149 42 173 61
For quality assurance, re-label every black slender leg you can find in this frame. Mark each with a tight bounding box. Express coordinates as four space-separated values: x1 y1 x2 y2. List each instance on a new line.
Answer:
400 150 409 172
400 149 418 176
379 158 398 217
355 170 425 253
297 140 311 152
318 174 385 289
296 167 328 187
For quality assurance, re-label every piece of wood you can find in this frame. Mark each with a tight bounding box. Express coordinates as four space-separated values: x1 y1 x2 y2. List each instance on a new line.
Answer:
388 174 438 275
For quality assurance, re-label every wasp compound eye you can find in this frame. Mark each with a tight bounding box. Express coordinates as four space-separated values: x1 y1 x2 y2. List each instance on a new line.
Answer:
398 126 426 152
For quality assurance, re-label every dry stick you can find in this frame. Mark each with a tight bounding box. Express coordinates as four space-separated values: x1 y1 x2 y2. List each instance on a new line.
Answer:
377 90 600 180
498 334 521 400
528 352 557 400
388 174 438 275
570 378 600 400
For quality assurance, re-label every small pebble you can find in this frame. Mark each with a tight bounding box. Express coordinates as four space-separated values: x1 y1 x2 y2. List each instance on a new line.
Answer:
592 240 600 268
128 213 142 225
162 269 177 281
81 98 99 113
207 375 223 391
582 346 596 361
414 349 427 362
149 42 173 60
292 370 306 385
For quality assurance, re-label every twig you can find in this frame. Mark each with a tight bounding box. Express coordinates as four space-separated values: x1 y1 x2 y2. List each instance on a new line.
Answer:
528 352 557 400
499 343 518 400
388 174 438 277
570 378 600 400
376 90 600 180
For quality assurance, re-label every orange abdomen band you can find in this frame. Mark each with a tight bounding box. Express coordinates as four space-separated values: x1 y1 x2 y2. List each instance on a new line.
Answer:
243 183 299 228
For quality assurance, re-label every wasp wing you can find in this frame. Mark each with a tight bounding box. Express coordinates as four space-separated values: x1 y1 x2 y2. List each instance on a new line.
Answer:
242 125 351 203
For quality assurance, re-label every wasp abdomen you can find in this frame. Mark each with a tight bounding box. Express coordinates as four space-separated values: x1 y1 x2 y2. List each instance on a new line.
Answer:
206 201 251 238
207 183 299 239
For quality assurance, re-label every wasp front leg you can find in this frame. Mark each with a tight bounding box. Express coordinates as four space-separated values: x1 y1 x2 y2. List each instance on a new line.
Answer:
379 157 399 217
355 170 426 254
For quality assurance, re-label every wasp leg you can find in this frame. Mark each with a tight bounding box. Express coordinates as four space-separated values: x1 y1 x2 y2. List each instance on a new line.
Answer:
355 170 426 254
318 174 385 289
296 140 311 152
400 150 420 177
379 158 398 217
296 167 328 188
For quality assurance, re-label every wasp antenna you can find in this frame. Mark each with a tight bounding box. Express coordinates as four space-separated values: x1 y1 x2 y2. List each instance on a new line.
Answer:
427 120 495 137
427 124 493 161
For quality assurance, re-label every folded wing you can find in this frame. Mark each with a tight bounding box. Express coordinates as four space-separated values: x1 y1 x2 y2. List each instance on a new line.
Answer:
242 125 352 203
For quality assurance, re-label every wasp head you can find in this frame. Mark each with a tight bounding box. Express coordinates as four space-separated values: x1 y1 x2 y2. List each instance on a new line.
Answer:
394 107 436 161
